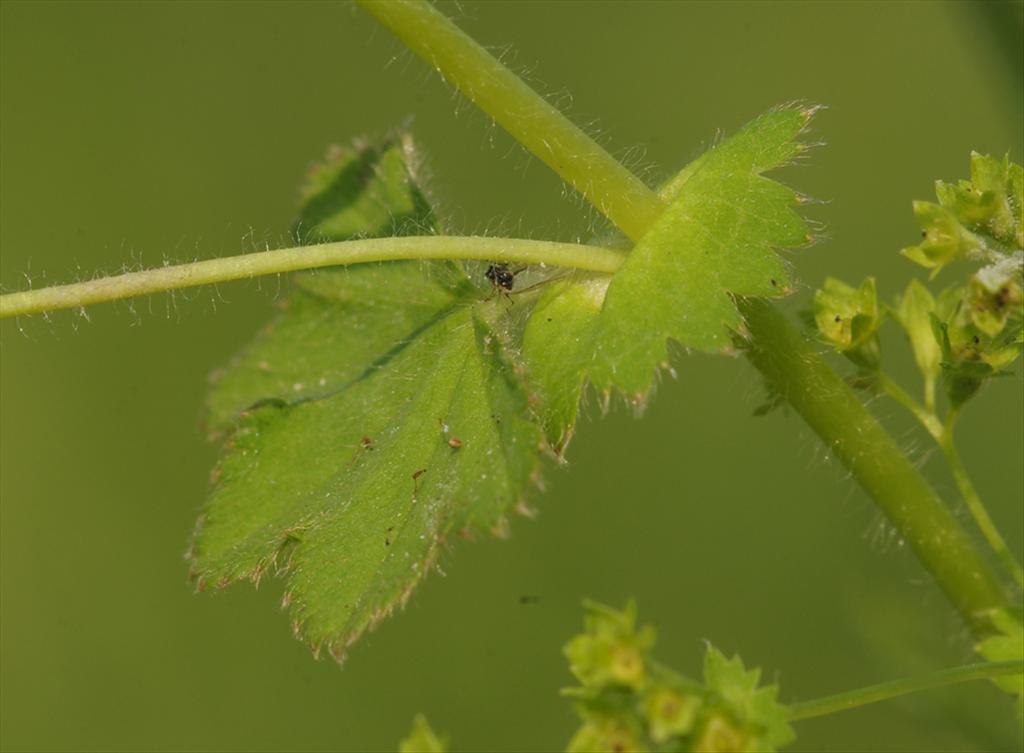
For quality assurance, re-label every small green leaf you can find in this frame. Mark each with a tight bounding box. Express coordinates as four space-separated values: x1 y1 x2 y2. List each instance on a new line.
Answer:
976 608 1024 717
521 105 815 435
590 104 816 397
192 135 543 659
399 714 448 753
294 132 436 243
893 279 941 384
812 277 882 370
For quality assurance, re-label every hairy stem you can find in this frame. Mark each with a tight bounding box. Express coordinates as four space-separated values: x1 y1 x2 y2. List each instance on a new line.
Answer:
940 409 1024 589
356 0 664 242
0 236 625 319
788 659 1022 721
880 373 1023 589
362 0 1011 633
878 373 943 440
742 299 1006 632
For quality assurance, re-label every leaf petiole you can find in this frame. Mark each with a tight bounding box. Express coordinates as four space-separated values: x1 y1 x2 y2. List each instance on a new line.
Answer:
787 659 1023 722
0 236 625 319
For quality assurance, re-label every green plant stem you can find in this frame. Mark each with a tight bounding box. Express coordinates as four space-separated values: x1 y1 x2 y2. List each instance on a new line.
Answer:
787 659 1023 722
940 408 1024 589
924 374 937 415
877 373 943 439
361 0 1012 634
0 236 625 319
880 374 1024 589
356 0 664 242
741 299 1007 633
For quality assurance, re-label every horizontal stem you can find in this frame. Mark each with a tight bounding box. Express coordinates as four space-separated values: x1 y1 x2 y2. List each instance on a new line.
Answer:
357 0 664 242
788 660 1023 722
0 236 626 319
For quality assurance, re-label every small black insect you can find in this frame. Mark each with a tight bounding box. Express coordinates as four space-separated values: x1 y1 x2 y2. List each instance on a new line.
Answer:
485 263 517 291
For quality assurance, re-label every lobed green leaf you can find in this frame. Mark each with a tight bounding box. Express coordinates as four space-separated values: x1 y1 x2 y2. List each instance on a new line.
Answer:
589 105 815 397
194 106 822 657
524 105 816 449
192 135 542 658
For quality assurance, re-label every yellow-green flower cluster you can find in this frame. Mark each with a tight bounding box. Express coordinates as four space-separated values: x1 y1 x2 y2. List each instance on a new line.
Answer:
901 153 1022 274
563 601 793 753
811 277 882 370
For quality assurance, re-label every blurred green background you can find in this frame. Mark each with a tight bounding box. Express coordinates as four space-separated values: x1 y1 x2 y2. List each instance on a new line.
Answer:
1 2 1021 751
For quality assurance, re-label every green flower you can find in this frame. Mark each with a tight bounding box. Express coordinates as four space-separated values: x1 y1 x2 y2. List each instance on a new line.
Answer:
566 716 647 753
565 600 655 691
643 685 701 743
930 282 1023 407
812 277 882 369
966 255 1023 337
901 153 1023 275
692 712 750 753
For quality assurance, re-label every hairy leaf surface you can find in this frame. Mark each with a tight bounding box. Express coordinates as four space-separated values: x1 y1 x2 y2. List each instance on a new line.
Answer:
521 273 608 451
591 105 815 395
192 135 541 658
194 107 818 657
205 133 464 432
523 106 815 447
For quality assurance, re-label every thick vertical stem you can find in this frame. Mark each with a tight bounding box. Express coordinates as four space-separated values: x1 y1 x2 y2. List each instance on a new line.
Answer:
741 298 1007 632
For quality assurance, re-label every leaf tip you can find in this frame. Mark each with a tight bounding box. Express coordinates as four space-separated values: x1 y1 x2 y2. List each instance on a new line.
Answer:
514 499 538 519
490 517 511 539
